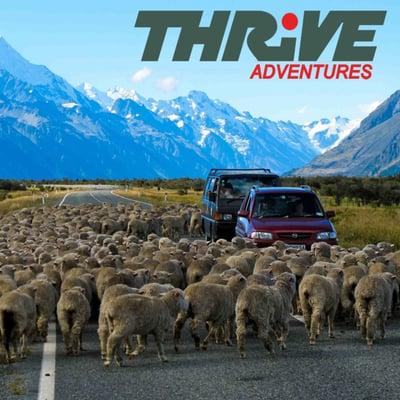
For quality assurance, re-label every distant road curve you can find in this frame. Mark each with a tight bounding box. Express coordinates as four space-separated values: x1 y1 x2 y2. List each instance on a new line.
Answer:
58 190 152 208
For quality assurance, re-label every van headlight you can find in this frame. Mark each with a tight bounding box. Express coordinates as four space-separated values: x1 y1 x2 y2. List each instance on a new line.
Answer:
251 232 273 240
222 214 233 221
316 231 337 240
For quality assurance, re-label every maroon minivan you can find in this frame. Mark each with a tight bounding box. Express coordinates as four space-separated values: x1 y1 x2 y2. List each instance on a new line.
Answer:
235 186 337 249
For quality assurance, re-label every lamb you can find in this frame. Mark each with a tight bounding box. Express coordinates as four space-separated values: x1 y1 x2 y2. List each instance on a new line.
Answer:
235 272 296 358
57 287 91 355
174 275 246 351
299 268 344 344
0 286 36 362
355 272 397 346
104 289 187 367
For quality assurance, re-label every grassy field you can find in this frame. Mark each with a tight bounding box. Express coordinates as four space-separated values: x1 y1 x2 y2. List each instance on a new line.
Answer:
116 187 202 207
118 187 400 249
0 190 66 215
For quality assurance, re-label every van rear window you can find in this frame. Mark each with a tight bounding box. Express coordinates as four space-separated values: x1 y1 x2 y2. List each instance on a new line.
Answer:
219 176 278 199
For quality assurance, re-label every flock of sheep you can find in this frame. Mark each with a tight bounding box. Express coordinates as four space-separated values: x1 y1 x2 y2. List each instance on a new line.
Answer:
0 202 399 368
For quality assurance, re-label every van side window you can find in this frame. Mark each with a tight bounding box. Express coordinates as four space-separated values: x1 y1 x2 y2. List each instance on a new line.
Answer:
204 178 216 196
244 195 251 211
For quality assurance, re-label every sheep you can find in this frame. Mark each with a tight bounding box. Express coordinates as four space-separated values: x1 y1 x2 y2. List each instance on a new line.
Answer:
311 242 332 262
61 274 94 304
161 215 185 240
226 254 254 277
104 288 187 367
253 255 276 274
186 256 215 285
299 268 344 344
189 211 203 237
267 260 291 277
235 272 296 358
340 266 367 322
246 270 275 287
138 283 175 297
355 272 397 346
154 260 185 289
174 275 246 351
14 266 36 286
0 265 16 280
0 275 17 298
0 286 36 362
57 287 91 355
118 268 150 289
30 279 58 341
98 284 140 360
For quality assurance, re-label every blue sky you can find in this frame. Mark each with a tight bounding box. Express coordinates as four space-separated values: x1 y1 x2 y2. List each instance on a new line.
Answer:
0 0 399 123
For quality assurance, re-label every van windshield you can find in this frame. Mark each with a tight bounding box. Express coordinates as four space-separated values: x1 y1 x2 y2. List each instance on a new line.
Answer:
253 193 324 218
218 176 279 200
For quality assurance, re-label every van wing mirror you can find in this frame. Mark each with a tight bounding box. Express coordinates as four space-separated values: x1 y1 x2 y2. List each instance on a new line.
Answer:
326 210 336 219
238 210 250 218
207 191 216 202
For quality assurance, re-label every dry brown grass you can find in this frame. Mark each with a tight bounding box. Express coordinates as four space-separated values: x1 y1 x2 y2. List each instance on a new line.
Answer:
0 191 67 215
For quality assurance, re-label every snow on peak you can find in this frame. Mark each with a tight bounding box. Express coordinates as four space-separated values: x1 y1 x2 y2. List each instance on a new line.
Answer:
0 37 55 86
106 87 142 103
303 116 359 153
62 102 78 109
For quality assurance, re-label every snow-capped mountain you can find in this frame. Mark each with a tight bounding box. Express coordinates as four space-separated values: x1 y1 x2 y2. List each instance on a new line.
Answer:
0 37 364 179
302 116 360 153
292 91 400 176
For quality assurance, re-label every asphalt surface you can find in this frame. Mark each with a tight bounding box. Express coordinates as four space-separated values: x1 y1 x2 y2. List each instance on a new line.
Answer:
2 316 400 400
58 190 152 208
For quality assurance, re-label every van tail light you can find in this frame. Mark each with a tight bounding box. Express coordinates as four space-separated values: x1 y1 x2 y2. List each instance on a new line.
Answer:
213 212 222 221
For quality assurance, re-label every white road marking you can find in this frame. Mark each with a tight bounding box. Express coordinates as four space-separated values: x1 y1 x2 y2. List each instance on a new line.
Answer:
292 314 305 324
89 192 103 204
110 190 152 207
58 192 71 207
37 322 56 400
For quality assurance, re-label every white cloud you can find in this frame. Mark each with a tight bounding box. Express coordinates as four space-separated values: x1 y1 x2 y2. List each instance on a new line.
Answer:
157 76 178 92
358 100 381 116
131 67 151 83
297 105 308 114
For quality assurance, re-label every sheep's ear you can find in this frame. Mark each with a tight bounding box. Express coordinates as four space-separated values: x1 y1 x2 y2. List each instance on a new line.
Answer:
239 276 246 282
144 269 150 276
173 290 181 298
132 271 138 277
167 272 173 277
12 266 17 272
391 275 397 281
338 270 344 277
153 273 158 278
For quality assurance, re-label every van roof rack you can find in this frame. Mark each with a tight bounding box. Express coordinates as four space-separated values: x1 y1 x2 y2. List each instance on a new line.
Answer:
208 168 273 176
300 185 313 191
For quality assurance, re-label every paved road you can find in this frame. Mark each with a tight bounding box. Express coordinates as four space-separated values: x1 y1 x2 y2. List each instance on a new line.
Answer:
58 190 152 208
2 316 400 399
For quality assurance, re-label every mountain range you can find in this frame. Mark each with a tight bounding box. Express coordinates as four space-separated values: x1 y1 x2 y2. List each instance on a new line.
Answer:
293 91 400 176
0 37 394 179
